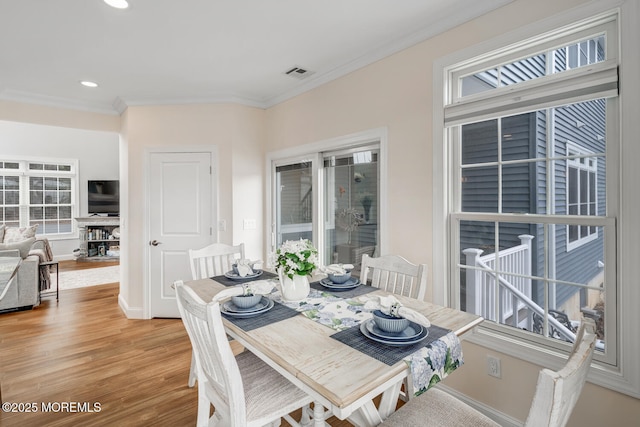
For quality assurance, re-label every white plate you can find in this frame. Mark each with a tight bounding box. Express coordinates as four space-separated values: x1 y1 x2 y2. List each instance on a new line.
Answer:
223 297 271 313
224 270 264 280
360 320 429 346
319 277 361 290
221 297 274 317
365 319 424 341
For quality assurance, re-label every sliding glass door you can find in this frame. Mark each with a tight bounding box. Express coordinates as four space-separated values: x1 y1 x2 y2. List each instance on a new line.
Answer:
323 146 378 272
270 137 382 273
273 159 315 249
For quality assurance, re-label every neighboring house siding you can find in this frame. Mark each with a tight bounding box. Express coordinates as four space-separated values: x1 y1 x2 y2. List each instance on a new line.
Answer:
461 103 605 310
548 99 605 306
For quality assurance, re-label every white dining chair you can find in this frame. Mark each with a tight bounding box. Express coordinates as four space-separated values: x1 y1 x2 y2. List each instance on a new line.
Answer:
174 280 313 427
188 242 245 280
360 254 428 301
379 317 598 427
186 242 246 387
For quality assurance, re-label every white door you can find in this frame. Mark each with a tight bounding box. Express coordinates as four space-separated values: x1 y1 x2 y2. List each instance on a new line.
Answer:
148 151 214 318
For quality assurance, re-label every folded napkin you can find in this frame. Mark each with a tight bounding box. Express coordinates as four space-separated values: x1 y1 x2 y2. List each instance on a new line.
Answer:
318 263 355 275
359 295 431 328
235 258 260 277
211 280 276 303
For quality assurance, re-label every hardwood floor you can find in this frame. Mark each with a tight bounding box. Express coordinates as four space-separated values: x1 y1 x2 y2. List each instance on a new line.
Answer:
0 262 357 426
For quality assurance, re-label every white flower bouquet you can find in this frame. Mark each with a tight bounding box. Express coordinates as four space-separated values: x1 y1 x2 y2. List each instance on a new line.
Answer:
273 239 318 279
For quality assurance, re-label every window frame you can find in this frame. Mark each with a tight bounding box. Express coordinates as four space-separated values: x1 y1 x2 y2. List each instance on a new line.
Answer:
0 156 79 240
433 1 640 398
566 141 599 251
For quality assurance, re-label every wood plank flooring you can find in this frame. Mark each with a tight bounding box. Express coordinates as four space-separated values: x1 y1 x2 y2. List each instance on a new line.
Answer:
0 261 357 426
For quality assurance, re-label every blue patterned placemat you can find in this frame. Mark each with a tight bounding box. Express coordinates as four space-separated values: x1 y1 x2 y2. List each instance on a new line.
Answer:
222 300 299 331
330 323 451 366
211 270 277 287
309 280 378 298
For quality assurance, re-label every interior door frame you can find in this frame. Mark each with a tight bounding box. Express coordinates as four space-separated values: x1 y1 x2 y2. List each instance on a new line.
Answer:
142 145 219 319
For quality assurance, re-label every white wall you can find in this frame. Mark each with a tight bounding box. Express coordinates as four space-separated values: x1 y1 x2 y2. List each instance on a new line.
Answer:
0 120 119 258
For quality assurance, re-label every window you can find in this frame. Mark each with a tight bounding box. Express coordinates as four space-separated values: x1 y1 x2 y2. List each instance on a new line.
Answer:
269 130 385 272
433 8 638 395
0 158 77 237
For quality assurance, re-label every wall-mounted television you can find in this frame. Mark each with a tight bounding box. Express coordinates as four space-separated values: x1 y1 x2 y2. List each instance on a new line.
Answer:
88 180 120 216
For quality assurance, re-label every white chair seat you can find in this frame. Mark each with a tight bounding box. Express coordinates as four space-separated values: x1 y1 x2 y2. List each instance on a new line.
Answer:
236 351 311 425
380 388 499 427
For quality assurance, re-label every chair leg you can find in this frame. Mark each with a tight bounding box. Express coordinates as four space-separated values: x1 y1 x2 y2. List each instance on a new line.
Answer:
196 380 211 427
188 351 197 387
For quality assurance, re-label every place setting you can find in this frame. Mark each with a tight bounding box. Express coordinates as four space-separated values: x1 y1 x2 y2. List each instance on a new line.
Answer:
331 295 452 366
212 259 277 286
214 280 300 331
359 309 429 347
311 263 377 297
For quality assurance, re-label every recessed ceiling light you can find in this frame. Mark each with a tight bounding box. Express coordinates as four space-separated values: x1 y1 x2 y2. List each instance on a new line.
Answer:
104 0 129 9
80 81 99 88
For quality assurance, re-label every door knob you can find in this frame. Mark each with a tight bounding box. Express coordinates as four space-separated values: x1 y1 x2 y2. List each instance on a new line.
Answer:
149 240 162 246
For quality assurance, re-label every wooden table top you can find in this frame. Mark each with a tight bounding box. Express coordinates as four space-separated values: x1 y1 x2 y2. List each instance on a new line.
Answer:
186 276 484 418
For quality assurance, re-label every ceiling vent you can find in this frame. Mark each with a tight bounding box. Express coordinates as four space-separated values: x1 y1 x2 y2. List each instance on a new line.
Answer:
284 66 314 80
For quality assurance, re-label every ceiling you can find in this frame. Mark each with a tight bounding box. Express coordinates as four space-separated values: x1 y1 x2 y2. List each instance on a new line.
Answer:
0 0 513 115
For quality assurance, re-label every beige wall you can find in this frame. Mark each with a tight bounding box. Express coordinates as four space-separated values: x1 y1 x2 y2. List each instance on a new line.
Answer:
119 104 265 309
264 0 639 424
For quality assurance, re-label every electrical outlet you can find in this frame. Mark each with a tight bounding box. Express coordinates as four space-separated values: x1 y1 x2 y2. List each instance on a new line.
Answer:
487 355 501 378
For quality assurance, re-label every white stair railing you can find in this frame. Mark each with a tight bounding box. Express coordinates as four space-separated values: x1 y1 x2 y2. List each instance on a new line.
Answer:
464 235 576 343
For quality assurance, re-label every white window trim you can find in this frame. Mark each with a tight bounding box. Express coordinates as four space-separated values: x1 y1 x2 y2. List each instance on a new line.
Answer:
566 141 599 251
265 128 388 267
433 0 640 398
0 155 79 241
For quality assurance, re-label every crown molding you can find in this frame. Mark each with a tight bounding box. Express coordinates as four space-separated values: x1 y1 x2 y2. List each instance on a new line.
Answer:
0 89 121 116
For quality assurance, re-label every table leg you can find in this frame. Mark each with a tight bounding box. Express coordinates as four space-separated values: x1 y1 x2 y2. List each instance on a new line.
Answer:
346 400 383 427
378 380 404 419
312 401 325 427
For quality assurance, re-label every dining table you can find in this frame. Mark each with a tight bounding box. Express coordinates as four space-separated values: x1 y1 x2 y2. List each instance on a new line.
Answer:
186 272 483 427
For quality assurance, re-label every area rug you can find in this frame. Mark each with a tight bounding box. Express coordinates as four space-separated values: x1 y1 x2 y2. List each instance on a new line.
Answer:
53 265 120 290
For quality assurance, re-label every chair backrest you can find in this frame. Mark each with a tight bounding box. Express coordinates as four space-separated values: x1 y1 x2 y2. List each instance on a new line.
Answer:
524 317 597 427
174 280 248 425
188 243 245 279
360 254 428 300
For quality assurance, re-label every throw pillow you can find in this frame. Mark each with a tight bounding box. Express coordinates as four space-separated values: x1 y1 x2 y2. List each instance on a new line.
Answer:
0 224 5 242
3 224 38 243
0 237 36 258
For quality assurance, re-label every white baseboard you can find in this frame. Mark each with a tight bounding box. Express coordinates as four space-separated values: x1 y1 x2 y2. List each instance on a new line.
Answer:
438 384 523 427
118 293 145 319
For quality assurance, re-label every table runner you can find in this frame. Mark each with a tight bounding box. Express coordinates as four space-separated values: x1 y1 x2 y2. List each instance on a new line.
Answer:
211 270 277 286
